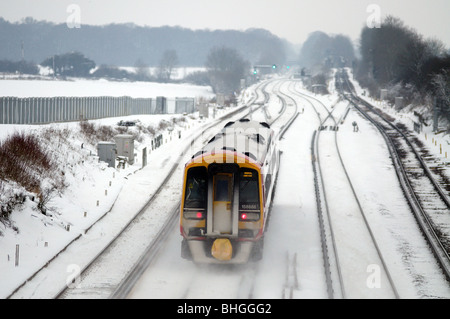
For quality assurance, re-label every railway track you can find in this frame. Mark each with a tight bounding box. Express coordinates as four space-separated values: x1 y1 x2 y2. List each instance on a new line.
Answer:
122 78 299 299
10 73 449 299
53 78 280 299
55 80 276 299
6 80 271 299
290 82 400 298
337 69 450 282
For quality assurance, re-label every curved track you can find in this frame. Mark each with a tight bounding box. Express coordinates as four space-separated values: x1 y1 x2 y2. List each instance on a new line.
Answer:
22 80 271 299
337 69 450 283
44 78 293 299
120 78 299 299
11 73 449 299
290 83 399 298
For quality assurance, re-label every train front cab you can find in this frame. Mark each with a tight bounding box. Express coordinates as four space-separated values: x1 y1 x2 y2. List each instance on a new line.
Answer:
180 160 264 264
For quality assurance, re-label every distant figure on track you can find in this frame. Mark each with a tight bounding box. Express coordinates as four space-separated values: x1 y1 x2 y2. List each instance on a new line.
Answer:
352 121 359 132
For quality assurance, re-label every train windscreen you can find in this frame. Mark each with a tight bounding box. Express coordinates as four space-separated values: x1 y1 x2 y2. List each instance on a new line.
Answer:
184 167 208 208
239 169 260 210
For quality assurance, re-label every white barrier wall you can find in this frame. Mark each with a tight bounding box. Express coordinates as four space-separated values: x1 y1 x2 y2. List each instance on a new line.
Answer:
0 96 195 124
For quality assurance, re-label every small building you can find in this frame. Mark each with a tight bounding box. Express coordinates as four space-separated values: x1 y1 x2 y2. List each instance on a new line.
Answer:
97 142 116 168
115 134 135 165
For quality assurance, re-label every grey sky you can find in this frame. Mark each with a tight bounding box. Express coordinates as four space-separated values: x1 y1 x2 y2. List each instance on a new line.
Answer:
1 0 449 46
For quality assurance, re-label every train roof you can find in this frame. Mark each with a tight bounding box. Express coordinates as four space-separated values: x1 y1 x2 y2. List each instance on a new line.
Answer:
194 119 273 164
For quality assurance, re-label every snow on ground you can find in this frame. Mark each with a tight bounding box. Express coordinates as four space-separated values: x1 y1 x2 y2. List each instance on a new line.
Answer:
127 77 450 299
1 107 249 299
345 68 450 167
252 83 327 298
0 78 214 99
335 100 448 298
0 79 222 298
1 73 449 299
256 81 449 298
118 66 206 81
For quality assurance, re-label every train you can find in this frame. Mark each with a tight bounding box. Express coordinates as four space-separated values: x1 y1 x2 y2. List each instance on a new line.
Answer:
180 119 279 263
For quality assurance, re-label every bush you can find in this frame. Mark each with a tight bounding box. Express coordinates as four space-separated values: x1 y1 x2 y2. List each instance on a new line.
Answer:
0 59 39 75
91 64 133 80
0 132 65 222
184 70 211 86
0 132 51 193
158 119 171 131
0 184 22 235
79 119 116 143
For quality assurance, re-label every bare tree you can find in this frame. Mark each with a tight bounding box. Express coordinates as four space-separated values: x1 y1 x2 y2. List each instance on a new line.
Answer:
432 71 450 104
425 38 447 58
157 49 178 82
205 46 249 95
134 58 151 81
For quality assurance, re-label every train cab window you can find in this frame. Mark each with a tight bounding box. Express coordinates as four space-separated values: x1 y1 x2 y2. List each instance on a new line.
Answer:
239 169 260 210
184 167 208 208
214 174 232 202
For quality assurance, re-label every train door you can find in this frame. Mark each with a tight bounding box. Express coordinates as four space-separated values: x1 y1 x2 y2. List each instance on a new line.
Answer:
212 173 233 234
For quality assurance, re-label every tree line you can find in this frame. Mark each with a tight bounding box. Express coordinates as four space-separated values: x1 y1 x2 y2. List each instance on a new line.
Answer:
0 18 288 67
297 16 449 125
298 31 355 71
297 31 356 94
0 46 250 97
355 16 450 123
0 18 290 96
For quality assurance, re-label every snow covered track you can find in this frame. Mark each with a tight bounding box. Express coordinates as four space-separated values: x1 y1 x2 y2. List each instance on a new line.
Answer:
339 69 450 283
6 75 450 299
294 87 399 298
282 251 299 299
125 79 300 299
54 83 273 299
4 81 267 299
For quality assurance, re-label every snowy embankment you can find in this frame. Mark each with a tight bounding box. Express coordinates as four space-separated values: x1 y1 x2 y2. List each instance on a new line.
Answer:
344 68 450 167
0 78 221 298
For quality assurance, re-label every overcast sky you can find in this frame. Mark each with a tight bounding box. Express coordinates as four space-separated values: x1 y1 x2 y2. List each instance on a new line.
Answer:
1 0 449 47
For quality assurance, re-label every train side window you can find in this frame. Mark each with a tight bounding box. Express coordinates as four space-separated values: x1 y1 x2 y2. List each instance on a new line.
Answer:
184 167 208 208
239 169 260 210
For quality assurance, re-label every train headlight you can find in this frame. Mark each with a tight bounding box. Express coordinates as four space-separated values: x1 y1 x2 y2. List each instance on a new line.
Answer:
184 210 204 219
239 212 260 221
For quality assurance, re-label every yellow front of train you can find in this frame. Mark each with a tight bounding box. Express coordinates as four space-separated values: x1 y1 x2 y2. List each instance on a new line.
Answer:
180 151 266 264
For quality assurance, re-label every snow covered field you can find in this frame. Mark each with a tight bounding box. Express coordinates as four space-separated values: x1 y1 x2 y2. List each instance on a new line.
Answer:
1 74 449 299
0 77 214 99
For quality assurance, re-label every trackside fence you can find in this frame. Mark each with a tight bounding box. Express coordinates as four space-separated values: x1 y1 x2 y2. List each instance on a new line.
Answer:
0 96 196 124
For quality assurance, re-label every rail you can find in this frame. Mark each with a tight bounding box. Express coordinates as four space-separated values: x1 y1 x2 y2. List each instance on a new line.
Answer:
112 78 299 299
338 69 450 282
292 81 399 298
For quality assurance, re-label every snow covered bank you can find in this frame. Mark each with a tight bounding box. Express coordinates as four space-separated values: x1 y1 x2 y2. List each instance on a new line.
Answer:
346 68 450 167
0 78 220 298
